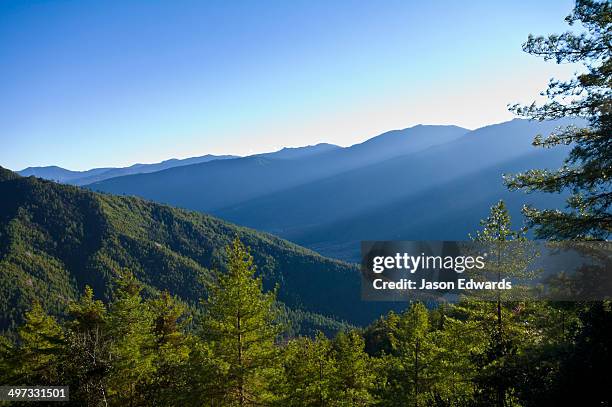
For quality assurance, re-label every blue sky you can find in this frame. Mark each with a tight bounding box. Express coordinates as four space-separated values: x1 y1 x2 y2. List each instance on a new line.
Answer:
1 0 579 170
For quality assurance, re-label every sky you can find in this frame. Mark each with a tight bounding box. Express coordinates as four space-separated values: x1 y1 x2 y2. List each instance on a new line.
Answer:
0 0 581 171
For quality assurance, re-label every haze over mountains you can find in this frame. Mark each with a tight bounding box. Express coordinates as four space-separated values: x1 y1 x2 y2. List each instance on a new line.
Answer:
18 154 237 185
87 124 469 210
215 119 573 259
17 119 575 261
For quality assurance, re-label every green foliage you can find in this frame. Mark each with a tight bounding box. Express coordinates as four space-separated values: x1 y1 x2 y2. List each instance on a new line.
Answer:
107 272 156 405
0 166 358 334
389 302 431 407
0 3 609 405
4 218 603 405
504 3 612 405
2 301 64 385
1 265 611 406
199 238 280 406
332 330 375 406
276 329 374 407
464 201 536 406
506 0 611 239
276 333 337 406
473 200 527 243
469 200 538 298
142 291 192 406
62 285 112 405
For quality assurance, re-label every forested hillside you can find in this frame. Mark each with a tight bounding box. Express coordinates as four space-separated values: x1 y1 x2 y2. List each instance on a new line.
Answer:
0 167 385 333
1 210 609 406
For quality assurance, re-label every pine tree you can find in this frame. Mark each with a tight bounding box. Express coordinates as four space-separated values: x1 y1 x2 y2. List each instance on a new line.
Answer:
7 301 64 385
201 238 280 406
465 201 535 407
277 333 337 406
107 272 156 406
506 0 611 240
143 291 191 406
332 330 375 406
363 311 400 357
64 285 112 406
429 312 483 405
181 335 219 405
504 4 612 404
392 302 431 407
471 200 534 335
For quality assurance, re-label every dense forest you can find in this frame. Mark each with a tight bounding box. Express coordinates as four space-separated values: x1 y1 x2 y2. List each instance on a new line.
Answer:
1 235 611 406
0 165 384 334
1 0 610 405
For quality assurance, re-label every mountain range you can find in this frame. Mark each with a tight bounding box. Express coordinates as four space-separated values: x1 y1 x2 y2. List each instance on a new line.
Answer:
2 118 578 331
18 154 238 185
81 118 574 260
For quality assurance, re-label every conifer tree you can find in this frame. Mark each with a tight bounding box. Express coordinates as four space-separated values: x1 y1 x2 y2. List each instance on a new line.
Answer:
277 333 337 406
332 330 375 406
391 302 431 407
430 312 483 405
181 335 219 405
506 0 611 240
3 301 64 385
201 238 280 406
363 311 400 357
64 285 112 406
471 200 533 336
143 291 191 406
107 272 156 406
465 200 535 407
504 2 611 402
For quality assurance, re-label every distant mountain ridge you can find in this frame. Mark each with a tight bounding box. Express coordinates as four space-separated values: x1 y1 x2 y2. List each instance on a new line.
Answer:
84 118 577 261
18 154 238 185
257 143 341 160
14 119 579 262
18 166 113 184
16 143 348 186
87 124 469 211
213 119 575 259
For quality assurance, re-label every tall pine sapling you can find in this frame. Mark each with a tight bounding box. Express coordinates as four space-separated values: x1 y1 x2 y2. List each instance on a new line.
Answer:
201 238 280 406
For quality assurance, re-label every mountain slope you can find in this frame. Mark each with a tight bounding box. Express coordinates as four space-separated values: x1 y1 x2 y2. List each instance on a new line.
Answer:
86 119 573 262
212 119 573 256
0 168 389 332
293 150 570 260
18 154 237 186
88 125 468 210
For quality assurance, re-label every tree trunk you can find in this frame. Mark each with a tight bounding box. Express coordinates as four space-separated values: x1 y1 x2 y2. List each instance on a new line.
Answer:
237 311 244 407
414 338 419 407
